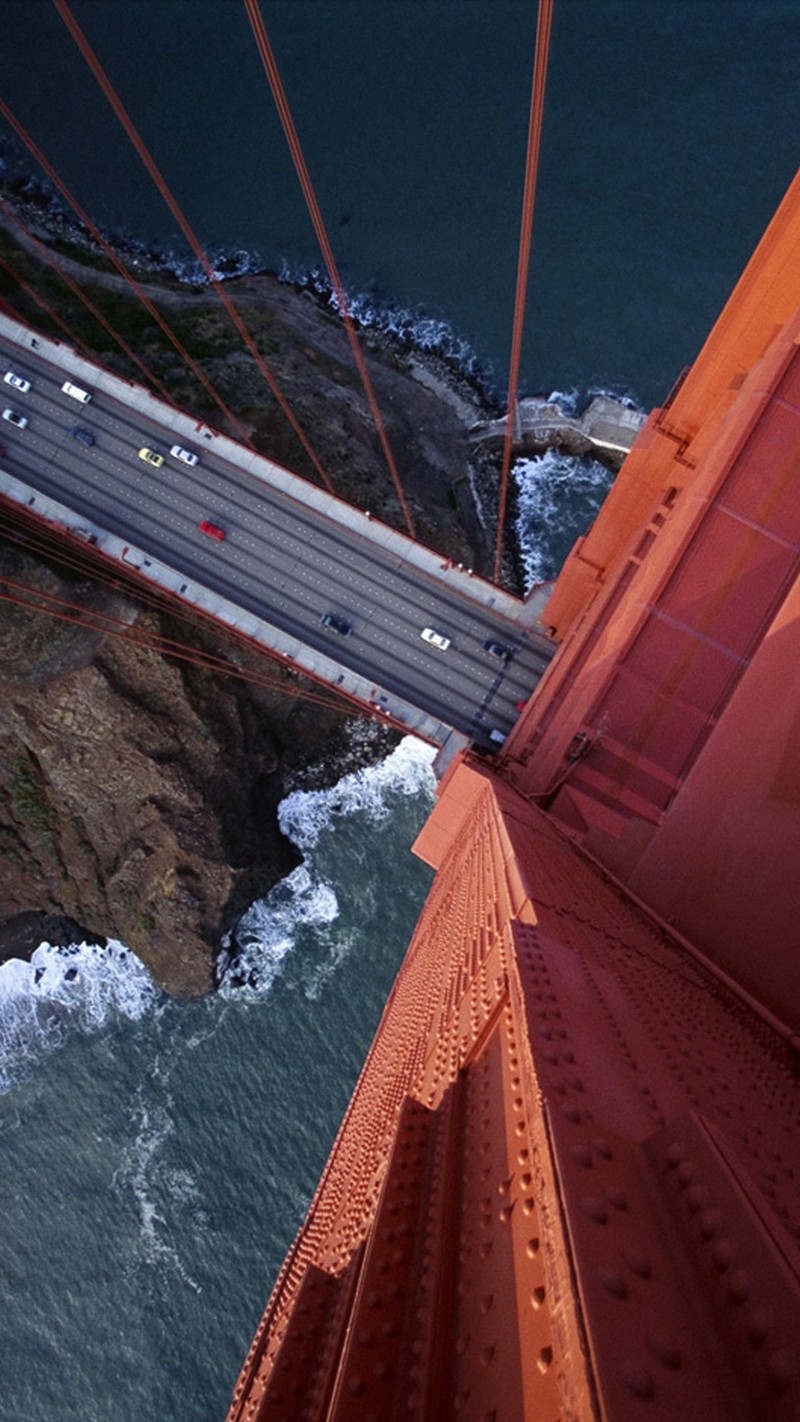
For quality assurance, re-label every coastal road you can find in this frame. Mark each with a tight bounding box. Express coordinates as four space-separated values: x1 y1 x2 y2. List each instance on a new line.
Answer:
0 332 554 746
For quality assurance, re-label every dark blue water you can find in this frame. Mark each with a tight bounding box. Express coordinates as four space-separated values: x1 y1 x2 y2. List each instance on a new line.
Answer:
0 5 798 1419
1 2 797 404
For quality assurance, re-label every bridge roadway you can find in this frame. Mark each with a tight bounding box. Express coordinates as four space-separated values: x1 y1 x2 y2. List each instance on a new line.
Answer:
0 313 555 750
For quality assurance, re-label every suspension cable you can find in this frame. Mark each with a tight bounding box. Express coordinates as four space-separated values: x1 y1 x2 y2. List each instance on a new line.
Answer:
0 199 182 404
51 0 337 497
243 0 417 539
0 258 94 358
493 0 554 584
0 574 356 709
0 96 252 443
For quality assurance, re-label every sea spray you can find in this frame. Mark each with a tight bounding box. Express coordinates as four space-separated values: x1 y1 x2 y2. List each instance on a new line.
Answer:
0 940 158 1093
513 448 613 588
218 736 437 998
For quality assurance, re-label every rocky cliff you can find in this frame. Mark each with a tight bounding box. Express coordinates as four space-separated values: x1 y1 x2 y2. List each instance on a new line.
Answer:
0 200 504 994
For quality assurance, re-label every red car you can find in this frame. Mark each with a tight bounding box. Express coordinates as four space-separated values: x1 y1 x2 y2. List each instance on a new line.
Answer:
198 519 225 541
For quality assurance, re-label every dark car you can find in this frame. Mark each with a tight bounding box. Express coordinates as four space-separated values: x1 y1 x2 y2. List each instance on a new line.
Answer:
72 427 95 447
482 639 513 661
320 612 352 636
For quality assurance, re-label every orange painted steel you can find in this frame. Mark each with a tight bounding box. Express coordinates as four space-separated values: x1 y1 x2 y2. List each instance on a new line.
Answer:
493 0 554 584
227 172 800 1420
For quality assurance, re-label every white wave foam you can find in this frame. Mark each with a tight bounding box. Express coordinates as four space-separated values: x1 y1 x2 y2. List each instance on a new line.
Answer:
279 735 437 851
217 737 436 998
513 449 613 588
218 864 339 998
278 262 489 384
114 1097 202 1294
0 939 158 1093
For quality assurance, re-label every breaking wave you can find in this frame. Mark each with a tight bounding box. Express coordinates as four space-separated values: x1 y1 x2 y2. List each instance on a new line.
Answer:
278 733 437 851
217 736 437 999
513 447 613 588
0 940 158 1093
278 261 491 386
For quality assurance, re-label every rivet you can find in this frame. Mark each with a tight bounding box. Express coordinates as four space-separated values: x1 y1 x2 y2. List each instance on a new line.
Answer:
711 1237 736 1272
357 1329 374 1348
347 1376 365 1396
666 1143 684 1168
526 1237 541 1257
480 1294 494 1314
531 1286 546 1309
624 1249 653 1279
746 1306 771 1345
570 1145 593 1168
605 1187 628 1212
480 1345 495 1366
727 1269 751 1304
646 1333 682 1371
591 1138 613 1160
619 1362 655 1399
580 1196 608 1224
599 1269 628 1299
699 1208 722 1240
537 1346 553 1374
687 1184 707 1214
676 1161 694 1187
766 1347 795 1393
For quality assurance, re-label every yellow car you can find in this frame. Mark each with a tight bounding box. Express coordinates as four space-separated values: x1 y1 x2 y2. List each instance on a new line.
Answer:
138 447 164 469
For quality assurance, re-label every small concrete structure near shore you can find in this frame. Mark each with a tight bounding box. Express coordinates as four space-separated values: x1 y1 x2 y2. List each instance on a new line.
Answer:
468 392 646 470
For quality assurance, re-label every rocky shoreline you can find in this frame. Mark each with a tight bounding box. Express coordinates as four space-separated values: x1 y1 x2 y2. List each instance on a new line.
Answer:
0 189 509 996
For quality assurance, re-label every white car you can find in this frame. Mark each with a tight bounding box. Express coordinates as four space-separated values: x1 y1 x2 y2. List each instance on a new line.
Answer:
421 626 451 651
2 408 28 429
3 371 31 393
170 444 198 467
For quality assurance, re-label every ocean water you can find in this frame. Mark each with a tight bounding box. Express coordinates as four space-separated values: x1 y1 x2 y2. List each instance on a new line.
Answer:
0 738 437 1421
0 4 799 1419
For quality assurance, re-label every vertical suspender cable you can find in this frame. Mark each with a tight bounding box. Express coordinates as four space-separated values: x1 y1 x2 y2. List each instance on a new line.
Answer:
243 0 417 540
493 0 554 585
51 0 337 495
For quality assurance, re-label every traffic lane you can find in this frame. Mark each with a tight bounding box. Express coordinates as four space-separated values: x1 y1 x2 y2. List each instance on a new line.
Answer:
2 346 544 662
6 409 531 695
0 432 463 704
1 355 549 700
3 445 536 735
3 407 546 698
5 429 545 726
